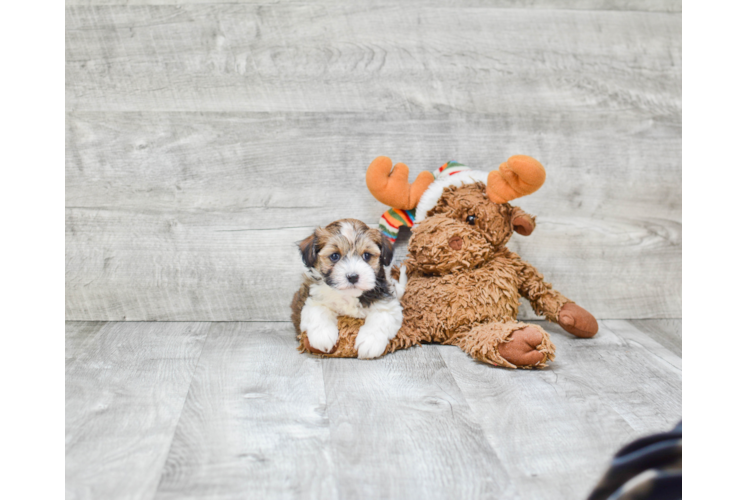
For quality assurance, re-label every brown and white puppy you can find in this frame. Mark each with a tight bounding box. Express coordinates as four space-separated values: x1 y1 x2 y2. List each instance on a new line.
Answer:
290 219 404 359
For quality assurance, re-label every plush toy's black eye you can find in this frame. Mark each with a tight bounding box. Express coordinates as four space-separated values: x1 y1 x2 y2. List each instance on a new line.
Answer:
363 252 372 262
466 215 476 225
330 253 341 263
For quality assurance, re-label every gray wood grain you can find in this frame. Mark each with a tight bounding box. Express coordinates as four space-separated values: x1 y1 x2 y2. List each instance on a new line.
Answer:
154 322 519 500
65 209 680 321
67 1 681 13
66 321 209 500
322 345 518 500
627 318 681 357
153 322 335 500
603 319 681 370
438 319 681 500
65 111 680 220
65 109 681 321
65 2 680 322
65 319 681 499
65 321 106 369
66 6 681 114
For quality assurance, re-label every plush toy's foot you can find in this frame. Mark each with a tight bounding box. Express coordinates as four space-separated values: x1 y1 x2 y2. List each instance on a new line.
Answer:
451 322 556 369
498 327 547 367
558 303 599 338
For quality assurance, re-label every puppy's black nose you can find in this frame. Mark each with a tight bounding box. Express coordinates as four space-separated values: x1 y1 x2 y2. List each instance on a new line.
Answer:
346 273 359 284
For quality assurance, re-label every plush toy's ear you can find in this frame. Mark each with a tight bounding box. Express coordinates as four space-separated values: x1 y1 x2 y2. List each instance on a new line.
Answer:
298 233 318 267
511 208 536 236
378 232 394 267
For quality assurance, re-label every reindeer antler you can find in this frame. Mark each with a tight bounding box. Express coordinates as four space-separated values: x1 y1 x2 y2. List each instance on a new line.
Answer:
487 155 546 204
366 156 435 210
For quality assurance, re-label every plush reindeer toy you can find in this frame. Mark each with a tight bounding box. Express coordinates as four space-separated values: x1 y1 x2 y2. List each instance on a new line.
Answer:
296 155 598 368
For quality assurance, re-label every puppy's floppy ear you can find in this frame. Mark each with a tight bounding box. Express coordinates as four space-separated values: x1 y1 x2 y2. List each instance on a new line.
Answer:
377 231 394 267
511 207 536 236
298 233 318 267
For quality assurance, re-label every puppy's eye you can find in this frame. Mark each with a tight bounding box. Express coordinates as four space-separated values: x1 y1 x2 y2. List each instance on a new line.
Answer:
330 253 340 263
466 215 476 225
363 252 372 262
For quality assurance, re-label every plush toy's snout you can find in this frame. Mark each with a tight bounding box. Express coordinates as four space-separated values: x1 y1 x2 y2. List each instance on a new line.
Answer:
408 215 492 275
448 235 463 250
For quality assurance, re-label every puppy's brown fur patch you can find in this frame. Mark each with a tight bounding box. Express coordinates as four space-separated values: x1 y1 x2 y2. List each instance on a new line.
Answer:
315 219 386 275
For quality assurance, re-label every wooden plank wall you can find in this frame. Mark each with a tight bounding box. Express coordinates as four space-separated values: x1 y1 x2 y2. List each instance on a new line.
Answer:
65 1 682 321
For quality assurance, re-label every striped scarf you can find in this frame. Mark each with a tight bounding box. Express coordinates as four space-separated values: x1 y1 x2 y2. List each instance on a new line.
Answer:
379 208 415 242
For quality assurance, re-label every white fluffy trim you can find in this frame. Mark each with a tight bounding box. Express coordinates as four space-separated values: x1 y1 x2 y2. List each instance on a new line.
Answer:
414 170 489 222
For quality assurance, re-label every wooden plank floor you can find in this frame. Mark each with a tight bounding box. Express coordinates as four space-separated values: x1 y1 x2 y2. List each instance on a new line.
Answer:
66 319 681 500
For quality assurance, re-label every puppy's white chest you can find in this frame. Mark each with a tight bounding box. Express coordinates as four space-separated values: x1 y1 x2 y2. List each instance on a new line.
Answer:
309 283 367 319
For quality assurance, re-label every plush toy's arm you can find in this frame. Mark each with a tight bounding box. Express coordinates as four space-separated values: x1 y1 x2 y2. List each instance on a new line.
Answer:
516 258 570 323
514 255 598 338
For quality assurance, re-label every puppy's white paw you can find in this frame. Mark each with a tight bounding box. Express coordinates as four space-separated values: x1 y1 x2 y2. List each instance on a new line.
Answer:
306 323 339 353
355 324 389 359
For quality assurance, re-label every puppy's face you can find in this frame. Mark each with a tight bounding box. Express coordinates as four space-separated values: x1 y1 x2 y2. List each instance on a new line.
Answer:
298 219 393 297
